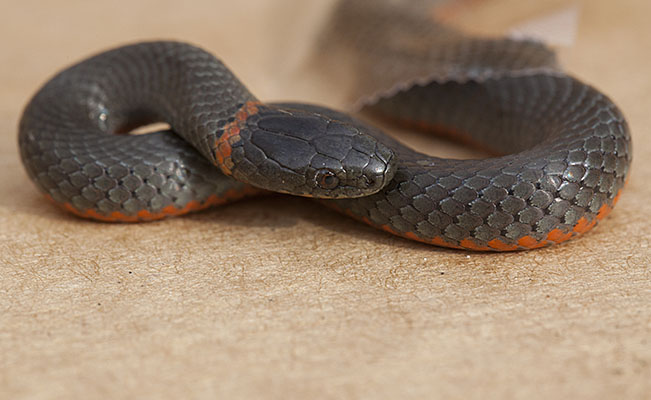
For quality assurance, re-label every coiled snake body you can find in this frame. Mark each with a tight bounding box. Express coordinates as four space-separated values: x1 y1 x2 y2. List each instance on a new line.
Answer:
19 27 631 252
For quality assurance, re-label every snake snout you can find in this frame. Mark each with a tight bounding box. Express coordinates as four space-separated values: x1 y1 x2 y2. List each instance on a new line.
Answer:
299 119 397 198
352 138 397 194
306 129 397 198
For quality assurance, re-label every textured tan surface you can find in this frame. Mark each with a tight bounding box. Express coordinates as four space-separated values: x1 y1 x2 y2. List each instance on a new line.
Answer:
1 0 649 399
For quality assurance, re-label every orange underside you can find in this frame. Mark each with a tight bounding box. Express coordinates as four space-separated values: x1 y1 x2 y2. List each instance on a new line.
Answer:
340 189 623 251
214 101 261 175
48 186 623 248
45 186 260 222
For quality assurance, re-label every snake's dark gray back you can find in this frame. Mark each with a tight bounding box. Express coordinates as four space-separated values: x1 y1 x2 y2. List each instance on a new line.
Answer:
316 0 631 250
18 42 257 219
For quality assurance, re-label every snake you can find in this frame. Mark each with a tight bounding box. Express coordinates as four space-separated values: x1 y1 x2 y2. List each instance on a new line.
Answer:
18 9 631 251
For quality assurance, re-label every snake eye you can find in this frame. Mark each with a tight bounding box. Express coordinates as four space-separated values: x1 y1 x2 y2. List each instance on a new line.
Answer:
315 169 339 190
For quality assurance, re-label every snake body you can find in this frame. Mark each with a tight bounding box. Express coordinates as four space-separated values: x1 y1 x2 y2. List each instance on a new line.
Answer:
19 19 631 251
19 42 396 221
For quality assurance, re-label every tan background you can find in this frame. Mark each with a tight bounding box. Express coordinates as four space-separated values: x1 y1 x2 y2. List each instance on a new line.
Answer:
1 0 649 399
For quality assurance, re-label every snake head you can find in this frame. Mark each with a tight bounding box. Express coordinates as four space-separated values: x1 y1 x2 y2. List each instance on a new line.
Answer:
217 103 396 198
